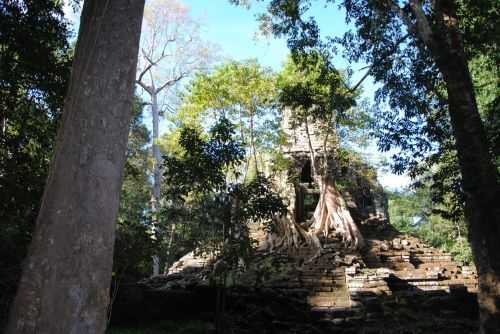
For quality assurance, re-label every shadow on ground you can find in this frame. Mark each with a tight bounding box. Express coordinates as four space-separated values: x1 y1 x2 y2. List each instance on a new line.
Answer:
109 283 478 334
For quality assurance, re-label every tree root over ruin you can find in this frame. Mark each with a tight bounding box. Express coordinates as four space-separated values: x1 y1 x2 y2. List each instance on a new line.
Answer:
267 177 364 260
311 176 365 249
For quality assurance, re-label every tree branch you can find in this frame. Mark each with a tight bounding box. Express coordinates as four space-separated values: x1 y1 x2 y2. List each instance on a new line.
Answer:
408 0 436 48
159 36 177 57
136 49 155 84
155 72 188 94
137 64 154 85
137 48 174 85
389 1 416 34
136 79 152 94
348 33 410 93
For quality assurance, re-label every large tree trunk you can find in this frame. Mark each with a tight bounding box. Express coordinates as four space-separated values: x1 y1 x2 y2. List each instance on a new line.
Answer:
306 117 364 250
408 1 500 331
311 176 365 249
268 116 364 254
439 54 500 334
5 1 145 333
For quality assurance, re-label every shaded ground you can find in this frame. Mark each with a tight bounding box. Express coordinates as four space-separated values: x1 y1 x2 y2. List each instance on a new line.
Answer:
109 220 479 333
109 283 478 334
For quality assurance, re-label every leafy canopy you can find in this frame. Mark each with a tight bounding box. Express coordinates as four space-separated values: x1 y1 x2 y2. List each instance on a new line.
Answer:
161 117 285 268
232 0 499 222
178 60 278 146
0 0 72 324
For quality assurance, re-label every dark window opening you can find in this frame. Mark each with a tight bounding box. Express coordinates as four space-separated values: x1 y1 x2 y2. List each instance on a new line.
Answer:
300 159 313 183
303 193 319 218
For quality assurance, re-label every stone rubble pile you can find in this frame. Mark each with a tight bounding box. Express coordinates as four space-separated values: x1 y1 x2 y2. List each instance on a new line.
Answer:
152 222 478 326
342 231 478 324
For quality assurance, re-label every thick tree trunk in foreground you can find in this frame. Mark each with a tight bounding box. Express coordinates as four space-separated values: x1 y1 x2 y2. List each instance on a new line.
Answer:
407 1 500 332
312 177 365 249
6 1 145 333
440 54 500 333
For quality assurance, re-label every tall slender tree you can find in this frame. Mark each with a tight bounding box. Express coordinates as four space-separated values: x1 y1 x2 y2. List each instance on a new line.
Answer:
135 0 210 275
6 1 145 333
179 60 277 178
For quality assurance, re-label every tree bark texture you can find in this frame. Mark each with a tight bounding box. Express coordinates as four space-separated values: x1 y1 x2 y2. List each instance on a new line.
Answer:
305 118 364 250
312 177 365 249
408 1 500 331
439 53 500 334
6 1 145 333
151 92 161 276
151 92 162 207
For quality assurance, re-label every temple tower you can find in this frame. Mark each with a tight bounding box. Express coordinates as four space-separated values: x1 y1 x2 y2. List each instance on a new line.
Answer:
280 107 389 226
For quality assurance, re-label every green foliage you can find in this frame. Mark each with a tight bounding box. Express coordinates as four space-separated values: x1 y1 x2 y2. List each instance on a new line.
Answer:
337 0 499 223
276 51 371 155
113 99 156 281
457 0 500 63
235 175 286 228
252 0 499 223
0 0 71 246
470 55 500 167
388 188 473 264
159 59 290 269
0 0 72 326
163 117 245 197
181 59 276 120
410 52 499 222
178 59 280 172
161 117 286 275
270 150 292 174
277 52 355 124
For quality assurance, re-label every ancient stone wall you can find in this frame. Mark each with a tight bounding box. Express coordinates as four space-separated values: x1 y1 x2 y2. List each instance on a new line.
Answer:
281 107 328 155
148 108 478 328
154 219 478 326
281 107 389 225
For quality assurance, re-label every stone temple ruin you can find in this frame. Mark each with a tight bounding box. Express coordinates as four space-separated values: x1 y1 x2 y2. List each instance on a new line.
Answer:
141 110 479 330
279 108 389 229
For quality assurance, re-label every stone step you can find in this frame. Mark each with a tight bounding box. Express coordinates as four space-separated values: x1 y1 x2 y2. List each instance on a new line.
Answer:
308 296 351 308
302 282 335 288
312 286 334 292
299 269 334 273
311 306 359 319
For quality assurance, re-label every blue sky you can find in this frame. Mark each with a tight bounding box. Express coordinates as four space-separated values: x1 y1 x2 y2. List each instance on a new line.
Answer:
63 0 410 189
184 1 363 76
185 0 289 70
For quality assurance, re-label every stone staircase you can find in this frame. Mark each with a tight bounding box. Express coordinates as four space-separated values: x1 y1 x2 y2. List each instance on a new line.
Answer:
344 230 478 322
154 219 478 327
238 234 366 324
139 221 479 332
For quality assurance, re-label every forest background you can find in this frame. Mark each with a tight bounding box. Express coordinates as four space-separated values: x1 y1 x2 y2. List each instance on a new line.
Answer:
2 0 498 329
